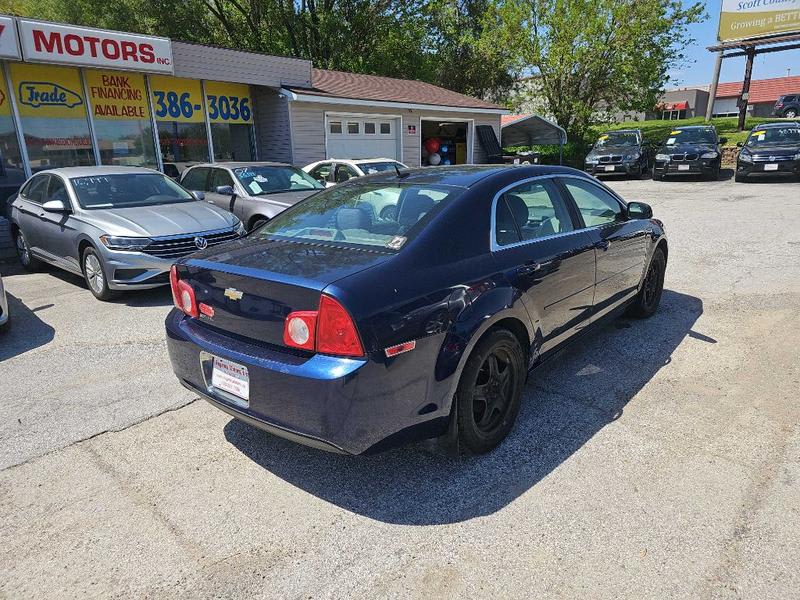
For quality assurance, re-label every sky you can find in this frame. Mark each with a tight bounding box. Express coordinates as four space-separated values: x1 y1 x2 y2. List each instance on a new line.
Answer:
671 0 800 87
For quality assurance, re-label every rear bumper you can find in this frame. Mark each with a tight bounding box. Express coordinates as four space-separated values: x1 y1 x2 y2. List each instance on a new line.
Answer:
165 310 450 454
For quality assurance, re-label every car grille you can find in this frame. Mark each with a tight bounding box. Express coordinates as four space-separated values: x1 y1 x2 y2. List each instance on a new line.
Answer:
752 155 795 162
670 153 699 161
598 155 623 163
142 228 240 260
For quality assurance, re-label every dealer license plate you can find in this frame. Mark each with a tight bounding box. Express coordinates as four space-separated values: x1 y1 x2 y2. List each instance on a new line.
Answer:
764 163 779 171
212 356 250 403
604 165 615 171
678 164 690 171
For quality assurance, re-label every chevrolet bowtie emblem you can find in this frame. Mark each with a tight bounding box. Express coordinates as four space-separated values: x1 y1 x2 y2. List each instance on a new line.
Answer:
224 288 244 301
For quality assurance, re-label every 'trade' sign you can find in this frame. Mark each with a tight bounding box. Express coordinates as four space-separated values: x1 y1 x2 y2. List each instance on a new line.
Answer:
719 0 800 42
18 19 173 74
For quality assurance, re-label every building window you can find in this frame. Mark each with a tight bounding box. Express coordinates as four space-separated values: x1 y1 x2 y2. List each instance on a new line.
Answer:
85 70 157 168
205 81 254 161
0 66 26 211
364 122 376 134
347 122 359 134
380 122 391 134
9 63 95 172
149 75 209 170
330 121 342 134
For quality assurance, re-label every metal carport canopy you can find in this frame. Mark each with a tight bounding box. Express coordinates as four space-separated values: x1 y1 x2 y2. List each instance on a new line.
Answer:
501 114 567 146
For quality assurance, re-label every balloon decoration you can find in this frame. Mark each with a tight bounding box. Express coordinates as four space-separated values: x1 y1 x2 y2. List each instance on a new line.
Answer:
440 145 449 154
443 159 451 165
428 152 442 166
424 138 441 154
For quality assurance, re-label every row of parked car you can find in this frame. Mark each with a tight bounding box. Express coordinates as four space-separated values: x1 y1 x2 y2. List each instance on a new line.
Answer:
584 121 800 183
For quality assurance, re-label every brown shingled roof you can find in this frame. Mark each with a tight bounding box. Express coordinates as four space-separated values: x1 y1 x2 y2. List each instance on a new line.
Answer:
286 68 503 111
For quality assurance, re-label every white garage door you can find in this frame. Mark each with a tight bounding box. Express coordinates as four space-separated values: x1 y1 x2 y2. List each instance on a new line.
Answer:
326 116 400 160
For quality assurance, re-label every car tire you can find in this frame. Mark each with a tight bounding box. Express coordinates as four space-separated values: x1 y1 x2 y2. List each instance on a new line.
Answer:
249 217 268 232
14 228 41 271
735 172 748 183
784 109 798 118
627 247 666 319
652 168 663 182
707 166 721 181
82 246 117 301
455 328 526 454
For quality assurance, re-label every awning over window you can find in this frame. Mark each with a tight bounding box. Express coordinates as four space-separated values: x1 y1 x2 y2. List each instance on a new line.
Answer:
500 114 567 147
660 101 689 111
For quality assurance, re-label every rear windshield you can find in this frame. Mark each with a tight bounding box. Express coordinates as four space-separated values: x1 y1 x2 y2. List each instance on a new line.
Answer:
595 132 639 148
252 182 462 251
71 173 194 209
358 161 404 174
665 128 716 145
232 165 324 196
745 126 800 147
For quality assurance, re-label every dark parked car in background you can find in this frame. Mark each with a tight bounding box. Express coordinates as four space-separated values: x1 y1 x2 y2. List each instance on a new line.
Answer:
773 94 799 119
653 125 726 181
735 122 800 182
584 129 649 178
166 165 667 455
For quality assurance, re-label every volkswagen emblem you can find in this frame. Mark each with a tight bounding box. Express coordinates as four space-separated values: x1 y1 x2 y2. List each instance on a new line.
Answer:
769 156 776 162
194 236 208 250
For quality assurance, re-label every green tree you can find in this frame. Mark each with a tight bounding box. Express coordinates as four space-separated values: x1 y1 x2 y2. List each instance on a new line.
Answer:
516 0 705 140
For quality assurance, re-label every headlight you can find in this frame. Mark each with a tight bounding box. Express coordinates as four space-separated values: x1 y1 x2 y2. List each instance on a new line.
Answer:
794 152 800 160
624 153 640 161
585 157 598 164
99 235 152 251
739 151 753 163
701 152 719 159
234 221 247 236
655 153 670 161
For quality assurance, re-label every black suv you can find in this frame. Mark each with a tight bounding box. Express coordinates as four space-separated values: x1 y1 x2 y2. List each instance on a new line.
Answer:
735 121 800 182
652 125 726 181
584 129 648 178
773 95 799 119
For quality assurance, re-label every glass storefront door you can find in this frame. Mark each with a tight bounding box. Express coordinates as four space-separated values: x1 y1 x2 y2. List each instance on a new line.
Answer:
205 81 254 161
149 75 209 173
0 65 25 213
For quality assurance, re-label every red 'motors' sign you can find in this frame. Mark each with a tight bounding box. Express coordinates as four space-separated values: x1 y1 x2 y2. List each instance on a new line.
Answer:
18 19 173 74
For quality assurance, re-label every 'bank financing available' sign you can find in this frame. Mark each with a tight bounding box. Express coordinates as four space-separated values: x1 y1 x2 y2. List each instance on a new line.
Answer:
719 0 800 42
18 19 173 73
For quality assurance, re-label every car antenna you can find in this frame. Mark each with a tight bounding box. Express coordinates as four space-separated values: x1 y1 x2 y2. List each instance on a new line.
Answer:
394 163 409 179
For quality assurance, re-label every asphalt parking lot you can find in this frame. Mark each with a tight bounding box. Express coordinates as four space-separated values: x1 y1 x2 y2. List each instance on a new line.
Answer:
1 171 799 599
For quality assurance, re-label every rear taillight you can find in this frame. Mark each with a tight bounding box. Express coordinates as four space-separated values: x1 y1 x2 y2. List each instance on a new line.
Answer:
170 265 198 318
283 294 364 357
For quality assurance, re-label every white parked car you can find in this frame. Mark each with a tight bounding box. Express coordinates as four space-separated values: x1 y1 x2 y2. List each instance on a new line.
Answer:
303 158 409 219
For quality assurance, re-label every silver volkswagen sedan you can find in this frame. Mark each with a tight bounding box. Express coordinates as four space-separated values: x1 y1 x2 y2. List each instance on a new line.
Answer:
10 166 244 300
180 162 324 231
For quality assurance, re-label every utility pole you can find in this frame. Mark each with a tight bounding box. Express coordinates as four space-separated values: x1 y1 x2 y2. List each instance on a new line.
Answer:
706 51 723 121
737 47 755 131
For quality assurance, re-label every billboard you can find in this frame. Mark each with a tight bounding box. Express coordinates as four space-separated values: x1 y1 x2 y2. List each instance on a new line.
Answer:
719 0 800 42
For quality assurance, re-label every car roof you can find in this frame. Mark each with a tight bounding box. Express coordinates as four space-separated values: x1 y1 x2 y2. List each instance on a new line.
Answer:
754 121 800 129
600 129 641 135
353 164 590 188
675 125 716 131
189 161 293 169
37 166 161 178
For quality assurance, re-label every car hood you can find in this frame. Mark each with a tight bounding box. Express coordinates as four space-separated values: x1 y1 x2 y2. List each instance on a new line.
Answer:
81 201 238 237
744 145 800 157
660 143 717 154
186 235 392 286
242 189 320 207
590 145 641 155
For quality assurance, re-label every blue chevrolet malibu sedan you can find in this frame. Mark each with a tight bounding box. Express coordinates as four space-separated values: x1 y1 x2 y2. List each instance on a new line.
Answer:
166 165 667 454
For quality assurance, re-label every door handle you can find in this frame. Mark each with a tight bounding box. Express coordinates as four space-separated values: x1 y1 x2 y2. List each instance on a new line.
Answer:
594 240 610 251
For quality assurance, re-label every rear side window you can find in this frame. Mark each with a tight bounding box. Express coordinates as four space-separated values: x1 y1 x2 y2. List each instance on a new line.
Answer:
494 180 573 247
21 175 49 204
561 178 624 227
253 183 462 251
182 167 211 191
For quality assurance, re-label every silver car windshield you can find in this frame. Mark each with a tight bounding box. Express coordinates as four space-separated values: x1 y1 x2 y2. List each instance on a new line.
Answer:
232 165 324 196
253 182 460 251
71 174 194 210
359 162 403 174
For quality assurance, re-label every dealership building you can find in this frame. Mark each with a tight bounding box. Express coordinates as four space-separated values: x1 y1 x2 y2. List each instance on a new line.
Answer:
0 15 506 207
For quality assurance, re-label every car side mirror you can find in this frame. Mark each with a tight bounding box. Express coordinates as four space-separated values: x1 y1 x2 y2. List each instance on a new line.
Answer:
736 141 744 147
215 185 234 196
719 137 728 145
42 199 69 213
191 190 206 201
627 201 652 220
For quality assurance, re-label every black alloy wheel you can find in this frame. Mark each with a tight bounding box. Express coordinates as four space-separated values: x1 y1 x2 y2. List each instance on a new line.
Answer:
455 329 526 454
628 247 666 318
